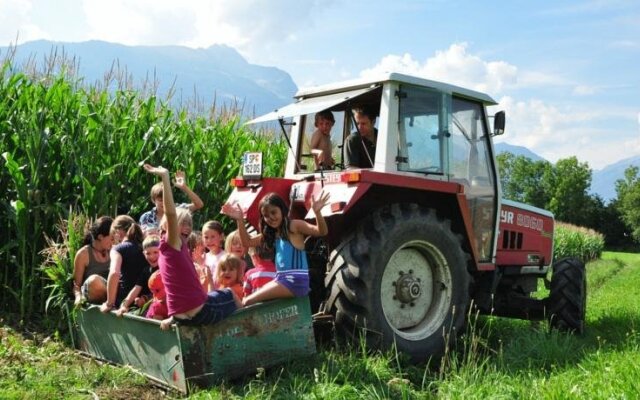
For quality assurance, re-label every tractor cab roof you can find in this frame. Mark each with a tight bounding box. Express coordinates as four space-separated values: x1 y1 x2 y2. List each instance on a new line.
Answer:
248 72 497 124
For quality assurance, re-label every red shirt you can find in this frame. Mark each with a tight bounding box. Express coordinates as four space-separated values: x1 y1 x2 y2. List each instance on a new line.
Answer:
243 260 276 296
159 237 207 316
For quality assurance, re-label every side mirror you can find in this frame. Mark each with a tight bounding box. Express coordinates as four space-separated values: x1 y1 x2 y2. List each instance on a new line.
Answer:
492 111 505 136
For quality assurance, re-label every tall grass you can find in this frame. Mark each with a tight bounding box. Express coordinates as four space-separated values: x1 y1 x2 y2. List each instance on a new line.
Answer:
0 50 287 321
554 222 605 262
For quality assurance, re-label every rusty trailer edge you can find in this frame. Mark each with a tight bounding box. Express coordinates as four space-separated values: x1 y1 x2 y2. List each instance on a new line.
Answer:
75 296 316 394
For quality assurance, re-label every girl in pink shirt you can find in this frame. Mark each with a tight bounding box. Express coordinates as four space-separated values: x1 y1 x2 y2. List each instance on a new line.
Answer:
143 164 241 330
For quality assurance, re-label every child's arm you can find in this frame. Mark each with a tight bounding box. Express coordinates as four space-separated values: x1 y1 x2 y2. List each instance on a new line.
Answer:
115 285 142 316
309 131 325 167
160 316 174 331
144 165 181 251
100 249 123 313
221 202 263 248
291 191 330 237
72 247 88 306
174 170 204 213
204 264 215 292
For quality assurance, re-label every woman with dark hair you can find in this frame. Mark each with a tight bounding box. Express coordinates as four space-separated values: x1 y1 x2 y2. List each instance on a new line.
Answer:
100 215 149 313
73 216 113 306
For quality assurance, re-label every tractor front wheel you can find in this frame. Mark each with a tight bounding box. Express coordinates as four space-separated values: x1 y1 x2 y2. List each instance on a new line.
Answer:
548 257 586 334
325 204 471 361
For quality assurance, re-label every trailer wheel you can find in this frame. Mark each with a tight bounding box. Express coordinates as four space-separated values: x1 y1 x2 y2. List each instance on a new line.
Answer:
325 204 470 361
548 257 586 334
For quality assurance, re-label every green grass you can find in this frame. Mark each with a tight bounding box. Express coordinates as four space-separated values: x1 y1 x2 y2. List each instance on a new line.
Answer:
0 324 162 399
2 251 639 399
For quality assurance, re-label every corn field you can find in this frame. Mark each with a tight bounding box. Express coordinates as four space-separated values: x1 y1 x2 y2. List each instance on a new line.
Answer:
0 52 287 320
554 222 605 262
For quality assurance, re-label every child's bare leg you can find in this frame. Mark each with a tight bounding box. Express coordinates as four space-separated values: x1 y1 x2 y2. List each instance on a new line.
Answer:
242 281 293 307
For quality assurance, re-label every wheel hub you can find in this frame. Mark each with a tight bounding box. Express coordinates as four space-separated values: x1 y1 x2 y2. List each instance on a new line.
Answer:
381 241 454 337
394 271 422 304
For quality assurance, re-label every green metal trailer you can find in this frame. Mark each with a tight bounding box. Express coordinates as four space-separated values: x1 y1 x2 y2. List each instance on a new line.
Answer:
75 296 316 393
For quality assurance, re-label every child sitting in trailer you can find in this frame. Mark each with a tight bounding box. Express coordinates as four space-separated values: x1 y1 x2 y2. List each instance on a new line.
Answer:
225 229 253 276
139 170 204 231
202 220 226 288
216 254 244 300
143 164 241 330
146 270 168 320
101 215 148 313
188 231 214 293
222 191 329 307
243 244 276 297
72 216 113 306
115 235 160 316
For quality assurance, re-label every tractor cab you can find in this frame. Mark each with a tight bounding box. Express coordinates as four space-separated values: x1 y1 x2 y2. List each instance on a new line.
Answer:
249 72 502 263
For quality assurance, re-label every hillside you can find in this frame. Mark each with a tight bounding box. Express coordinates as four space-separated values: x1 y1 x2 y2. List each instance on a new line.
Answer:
591 155 640 202
494 142 545 162
0 40 297 116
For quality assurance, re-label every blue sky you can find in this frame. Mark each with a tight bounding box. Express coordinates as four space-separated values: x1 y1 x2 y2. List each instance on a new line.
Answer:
1 0 639 170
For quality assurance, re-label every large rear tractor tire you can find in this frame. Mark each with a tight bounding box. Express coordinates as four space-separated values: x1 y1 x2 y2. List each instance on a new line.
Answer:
325 203 471 362
548 257 586 334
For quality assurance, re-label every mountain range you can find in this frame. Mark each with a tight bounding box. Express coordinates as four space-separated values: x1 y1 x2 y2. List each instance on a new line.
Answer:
0 40 297 116
2 40 635 202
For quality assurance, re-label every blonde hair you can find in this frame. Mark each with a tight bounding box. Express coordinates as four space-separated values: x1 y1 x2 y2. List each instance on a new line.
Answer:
177 208 192 229
150 182 163 201
217 254 243 285
225 230 243 253
159 208 192 232
142 235 160 250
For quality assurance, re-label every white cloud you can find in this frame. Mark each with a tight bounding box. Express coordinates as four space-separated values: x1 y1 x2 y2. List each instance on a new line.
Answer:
81 0 327 57
82 1 201 47
360 43 518 96
360 43 583 95
492 96 640 169
572 85 597 96
518 70 568 88
360 43 639 169
0 0 50 44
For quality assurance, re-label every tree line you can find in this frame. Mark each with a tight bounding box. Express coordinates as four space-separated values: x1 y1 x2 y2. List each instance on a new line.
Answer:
497 153 638 249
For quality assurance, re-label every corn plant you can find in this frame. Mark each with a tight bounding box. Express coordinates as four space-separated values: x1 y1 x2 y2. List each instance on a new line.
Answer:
40 210 87 315
1 49 287 322
554 222 605 262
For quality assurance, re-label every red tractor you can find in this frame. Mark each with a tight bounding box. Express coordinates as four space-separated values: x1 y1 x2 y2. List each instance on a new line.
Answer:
227 73 586 361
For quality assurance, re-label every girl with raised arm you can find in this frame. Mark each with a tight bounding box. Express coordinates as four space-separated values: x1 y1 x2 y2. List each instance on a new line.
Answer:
143 164 240 329
222 191 329 307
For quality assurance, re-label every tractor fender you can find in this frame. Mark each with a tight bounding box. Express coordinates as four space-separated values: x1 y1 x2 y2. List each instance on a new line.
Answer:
302 170 481 271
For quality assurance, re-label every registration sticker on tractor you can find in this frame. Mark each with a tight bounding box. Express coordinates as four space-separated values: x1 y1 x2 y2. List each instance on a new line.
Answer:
242 152 263 180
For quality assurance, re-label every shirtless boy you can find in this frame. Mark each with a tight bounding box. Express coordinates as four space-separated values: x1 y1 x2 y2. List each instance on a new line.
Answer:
309 110 335 169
